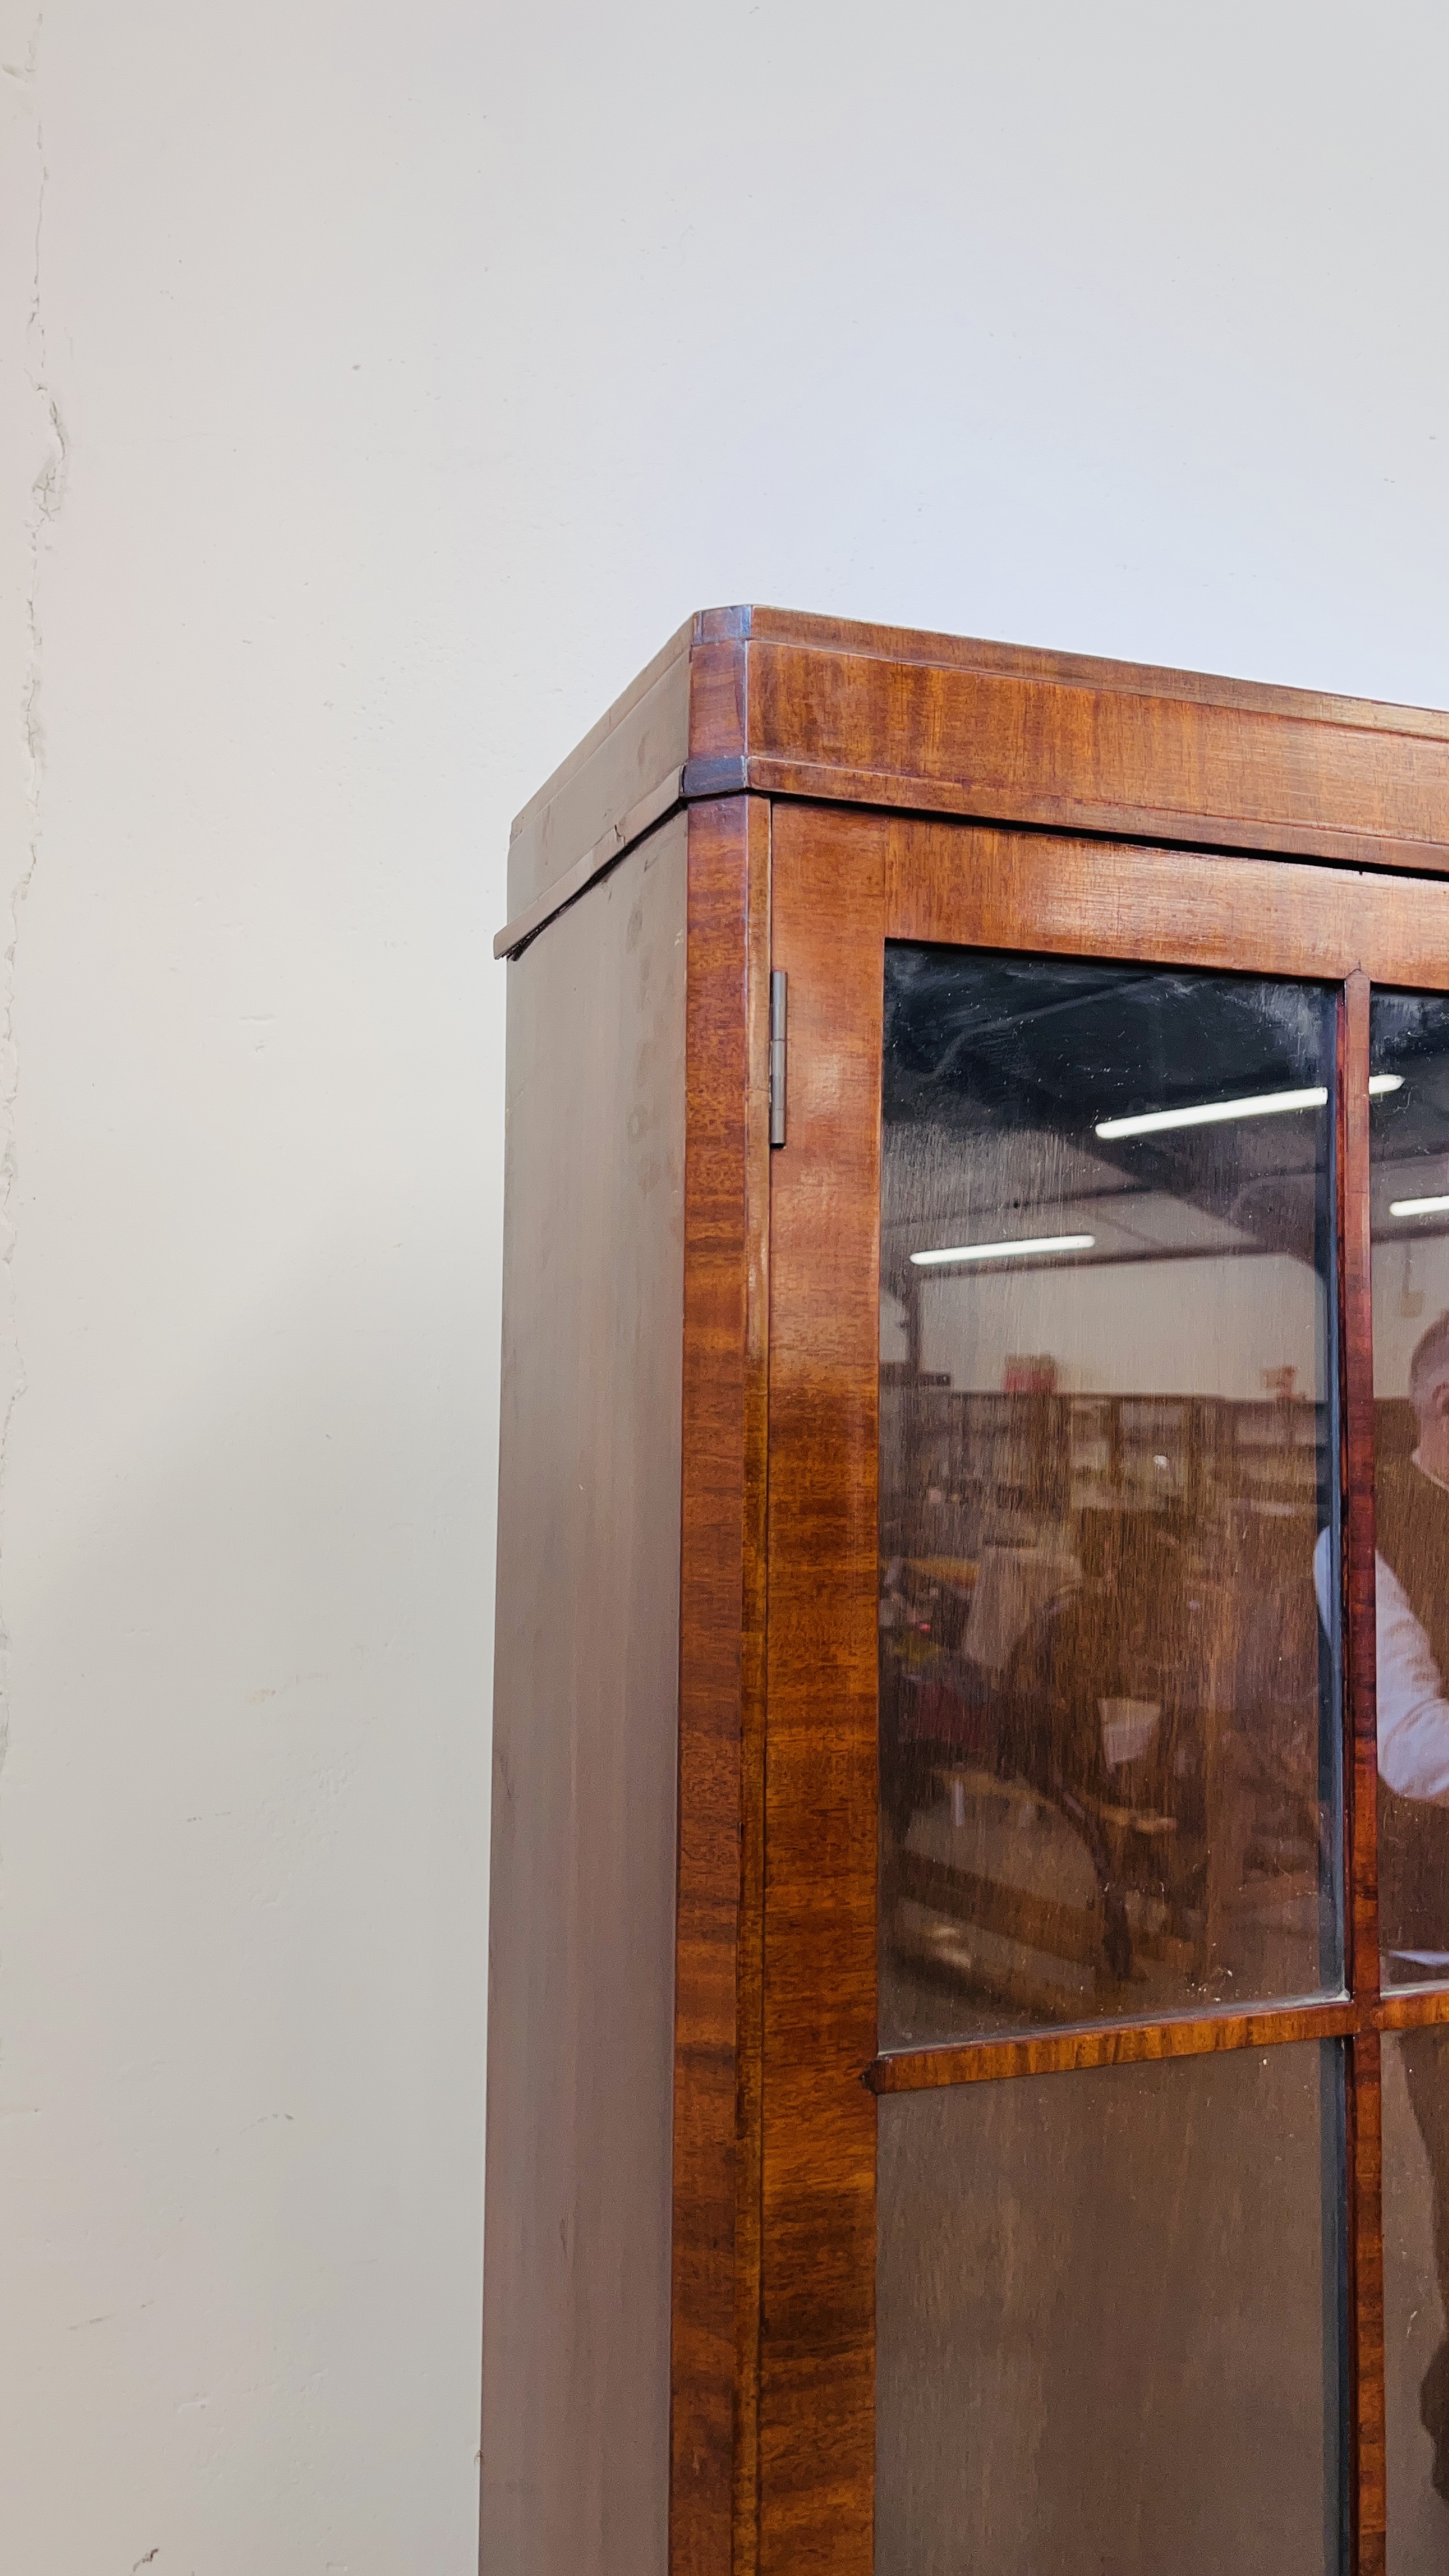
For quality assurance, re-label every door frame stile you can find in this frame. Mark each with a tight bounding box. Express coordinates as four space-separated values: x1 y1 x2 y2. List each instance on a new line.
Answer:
671 792 774 2576
760 803 1449 2573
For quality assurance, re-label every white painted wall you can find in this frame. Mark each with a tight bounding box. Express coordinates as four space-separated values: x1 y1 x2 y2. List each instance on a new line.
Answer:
3 2 1448 2566
1376 1238 1449 1399
921 1254 1324 1402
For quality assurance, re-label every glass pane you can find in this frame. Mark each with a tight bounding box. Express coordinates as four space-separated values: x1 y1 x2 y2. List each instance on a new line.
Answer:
879 948 1342 2046
1370 994 1449 1986
1385 2027 1449 2569
877 2044 1346 2576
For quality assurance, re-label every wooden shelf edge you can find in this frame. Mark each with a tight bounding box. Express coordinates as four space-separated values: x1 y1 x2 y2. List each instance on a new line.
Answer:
867 1985 1449 2093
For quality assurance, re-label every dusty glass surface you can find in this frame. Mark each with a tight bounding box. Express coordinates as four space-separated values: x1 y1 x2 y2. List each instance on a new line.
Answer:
1370 995 1449 1986
878 947 1342 2045
877 2044 1346 2576
1384 2029 1449 2571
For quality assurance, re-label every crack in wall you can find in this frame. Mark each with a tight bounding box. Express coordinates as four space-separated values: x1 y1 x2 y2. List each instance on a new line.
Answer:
0 10 67 1774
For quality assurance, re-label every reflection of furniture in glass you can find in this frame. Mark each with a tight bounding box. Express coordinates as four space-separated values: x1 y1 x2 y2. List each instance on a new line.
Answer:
483 608 1449 2576
882 1384 1328 1531
878 1376 1333 2027
879 1526 1328 2023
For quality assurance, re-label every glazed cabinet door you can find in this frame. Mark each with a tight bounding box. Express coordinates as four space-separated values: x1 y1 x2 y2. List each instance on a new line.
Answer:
760 801 1449 2576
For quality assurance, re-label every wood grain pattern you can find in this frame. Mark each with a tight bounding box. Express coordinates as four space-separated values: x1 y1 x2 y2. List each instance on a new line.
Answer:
759 799 1449 2576
886 818 1449 985
482 820 689 2576
735 797 772 2576
1373 1986 1449 2030
686 628 751 785
739 629 1449 873
505 604 1449 937
870 2004 1362 2093
1340 973 1382 2001
671 797 772 2576
507 617 693 916
1340 972 1387 2576
870 1987 1449 2094
760 804 887 2575
732 606 1449 739
491 608 1449 2576
500 608 1449 953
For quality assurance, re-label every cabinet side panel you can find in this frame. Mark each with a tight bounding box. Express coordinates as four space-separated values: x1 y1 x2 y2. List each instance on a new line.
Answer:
507 640 692 916
481 814 687 2576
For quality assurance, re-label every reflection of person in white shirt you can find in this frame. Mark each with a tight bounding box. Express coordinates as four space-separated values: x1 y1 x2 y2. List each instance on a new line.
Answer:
1312 1313 1449 1952
1310 1538 1449 1920
1315 1308 1449 2499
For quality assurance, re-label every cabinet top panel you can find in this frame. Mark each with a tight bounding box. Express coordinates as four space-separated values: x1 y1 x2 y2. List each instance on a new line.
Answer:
500 606 1449 954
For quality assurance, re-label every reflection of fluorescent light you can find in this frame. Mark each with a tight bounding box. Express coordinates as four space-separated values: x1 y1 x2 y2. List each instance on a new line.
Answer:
1095 1072 1402 1140
1390 1195 1449 1218
910 1234 1095 1266
1096 1087 1326 1138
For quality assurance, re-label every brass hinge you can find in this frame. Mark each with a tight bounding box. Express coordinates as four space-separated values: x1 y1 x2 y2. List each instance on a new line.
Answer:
769 970 787 1148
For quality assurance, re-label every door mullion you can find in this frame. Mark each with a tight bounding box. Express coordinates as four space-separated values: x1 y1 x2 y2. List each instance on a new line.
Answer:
1338 969 1385 2575
1340 969 1382 1997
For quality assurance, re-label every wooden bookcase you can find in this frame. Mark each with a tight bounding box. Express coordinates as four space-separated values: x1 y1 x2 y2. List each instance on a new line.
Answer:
482 608 1449 2576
